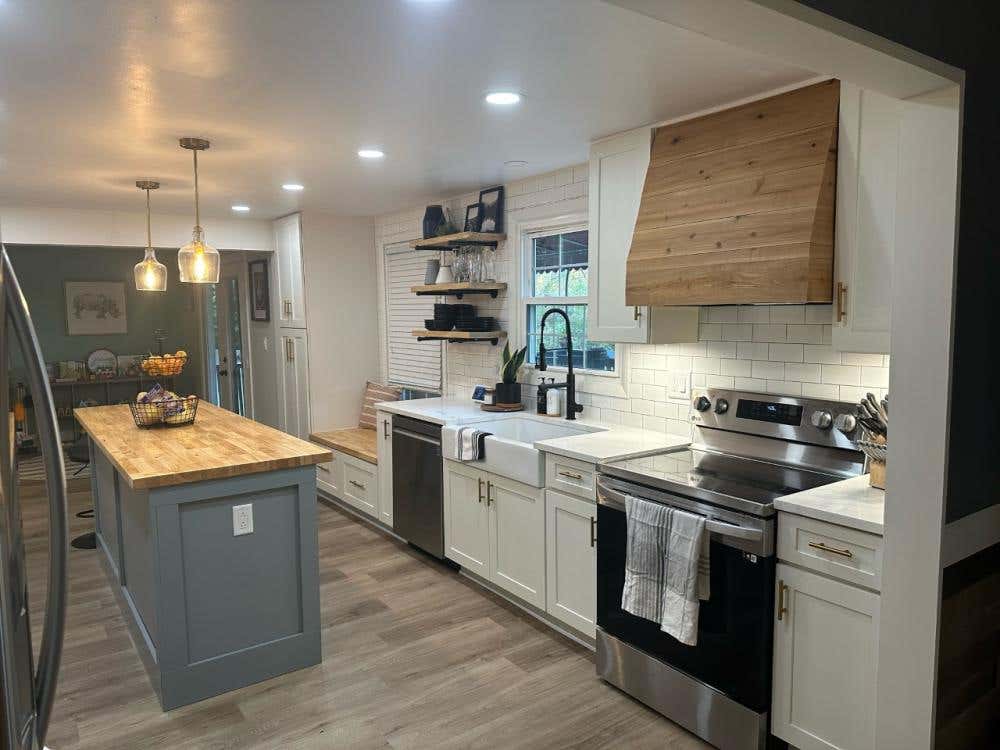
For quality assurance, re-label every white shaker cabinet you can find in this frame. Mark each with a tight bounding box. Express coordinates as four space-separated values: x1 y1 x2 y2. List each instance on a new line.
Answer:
545 489 597 637
588 127 699 344
277 329 310 439
772 562 879 750
273 213 307 328
443 460 545 609
832 82 901 353
376 411 394 528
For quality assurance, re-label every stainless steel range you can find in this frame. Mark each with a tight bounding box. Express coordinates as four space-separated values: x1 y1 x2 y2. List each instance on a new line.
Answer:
595 388 864 750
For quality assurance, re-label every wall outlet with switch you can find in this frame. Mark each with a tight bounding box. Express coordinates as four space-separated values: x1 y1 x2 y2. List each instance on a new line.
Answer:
667 373 690 400
232 503 254 536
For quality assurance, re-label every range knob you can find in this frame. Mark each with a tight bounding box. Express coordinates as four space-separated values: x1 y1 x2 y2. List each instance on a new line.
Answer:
694 396 712 412
714 398 729 414
810 410 833 430
834 413 857 433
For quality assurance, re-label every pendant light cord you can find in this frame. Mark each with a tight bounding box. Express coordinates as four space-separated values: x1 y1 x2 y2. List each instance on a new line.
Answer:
192 149 201 230
145 188 152 249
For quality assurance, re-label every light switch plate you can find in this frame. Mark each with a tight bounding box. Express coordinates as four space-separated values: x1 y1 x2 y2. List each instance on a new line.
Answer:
667 373 690 400
233 503 254 536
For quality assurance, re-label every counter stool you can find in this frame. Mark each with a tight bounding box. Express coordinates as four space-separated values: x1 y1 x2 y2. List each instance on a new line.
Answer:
67 438 96 550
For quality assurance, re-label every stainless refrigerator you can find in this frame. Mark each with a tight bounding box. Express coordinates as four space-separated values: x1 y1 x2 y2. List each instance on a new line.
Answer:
0 242 69 750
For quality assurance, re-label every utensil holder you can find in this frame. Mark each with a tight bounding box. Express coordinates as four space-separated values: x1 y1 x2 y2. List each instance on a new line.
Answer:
858 435 887 489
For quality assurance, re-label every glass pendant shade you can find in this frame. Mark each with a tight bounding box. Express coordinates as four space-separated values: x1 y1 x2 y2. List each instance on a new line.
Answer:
178 226 220 283
134 248 168 291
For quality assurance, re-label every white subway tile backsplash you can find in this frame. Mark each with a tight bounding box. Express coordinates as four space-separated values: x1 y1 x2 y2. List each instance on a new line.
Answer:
821 364 862 386
752 360 785 380
738 306 772 323
721 358 753 377
803 345 842 364
734 377 766 391
708 306 741 323
842 352 885 367
707 342 738 359
801 382 841 399
860 366 890 389
805 305 834 324
768 343 804 362
752 324 787 342
705 374 736 389
766 380 802 396
784 362 822 382
722 323 754 341
769 306 805 324
785 324 824 344
737 342 770 360
699 323 723 341
691 357 721 375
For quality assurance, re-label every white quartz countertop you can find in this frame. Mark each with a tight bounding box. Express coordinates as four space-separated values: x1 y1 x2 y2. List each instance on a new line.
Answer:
376 397 690 463
375 397 504 426
533 428 690 463
774 475 885 535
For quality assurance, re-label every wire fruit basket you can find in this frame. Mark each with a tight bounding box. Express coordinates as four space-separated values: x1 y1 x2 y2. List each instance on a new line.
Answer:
129 395 199 428
141 352 188 377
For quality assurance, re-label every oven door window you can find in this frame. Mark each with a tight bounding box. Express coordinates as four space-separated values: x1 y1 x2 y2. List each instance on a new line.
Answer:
596 503 775 712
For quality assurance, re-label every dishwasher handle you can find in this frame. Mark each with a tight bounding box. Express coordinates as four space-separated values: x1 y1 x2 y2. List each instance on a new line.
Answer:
393 427 441 447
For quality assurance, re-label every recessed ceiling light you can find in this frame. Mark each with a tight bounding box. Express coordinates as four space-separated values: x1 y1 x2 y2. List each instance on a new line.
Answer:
485 91 521 106
282 183 304 191
231 204 250 212
504 160 529 169
358 148 385 159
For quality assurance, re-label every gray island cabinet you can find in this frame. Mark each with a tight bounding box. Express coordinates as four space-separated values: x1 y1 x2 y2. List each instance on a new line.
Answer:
74 402 332 711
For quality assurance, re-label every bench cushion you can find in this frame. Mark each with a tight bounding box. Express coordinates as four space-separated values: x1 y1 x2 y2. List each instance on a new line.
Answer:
309 427 378 464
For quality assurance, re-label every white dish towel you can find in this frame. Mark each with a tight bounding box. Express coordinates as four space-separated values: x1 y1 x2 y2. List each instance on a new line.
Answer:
455 426 490 461
621 495 710 646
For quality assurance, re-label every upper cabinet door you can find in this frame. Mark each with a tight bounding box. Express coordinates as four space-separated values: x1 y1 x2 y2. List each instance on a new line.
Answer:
273 213 307 328
588 127 652 344
833 82 900 353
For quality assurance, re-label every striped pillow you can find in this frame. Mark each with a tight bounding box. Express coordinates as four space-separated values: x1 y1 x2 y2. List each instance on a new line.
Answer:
359 381 402 429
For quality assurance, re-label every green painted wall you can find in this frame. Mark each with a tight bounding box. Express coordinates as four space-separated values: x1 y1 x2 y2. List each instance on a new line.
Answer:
7 245 203 396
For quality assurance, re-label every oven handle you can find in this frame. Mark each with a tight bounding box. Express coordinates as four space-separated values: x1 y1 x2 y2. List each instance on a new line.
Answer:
596 478 764 544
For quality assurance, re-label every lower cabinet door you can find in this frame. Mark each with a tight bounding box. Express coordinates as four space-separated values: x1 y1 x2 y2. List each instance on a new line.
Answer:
376 412 393 527
772 563 879 750
545 490 596 637
488 473 545 609
443 460 490 578
315 450 343 498
342 456 378 519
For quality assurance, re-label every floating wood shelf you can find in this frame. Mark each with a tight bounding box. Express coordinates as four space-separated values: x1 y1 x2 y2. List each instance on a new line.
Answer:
412 329 506 346
410 281 507 299
411 231 506 249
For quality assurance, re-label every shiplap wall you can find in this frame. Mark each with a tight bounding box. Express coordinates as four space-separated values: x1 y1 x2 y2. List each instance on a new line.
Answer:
373 163 889 438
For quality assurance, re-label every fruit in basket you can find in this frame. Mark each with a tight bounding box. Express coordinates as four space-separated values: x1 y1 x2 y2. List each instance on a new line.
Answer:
164 401 194 424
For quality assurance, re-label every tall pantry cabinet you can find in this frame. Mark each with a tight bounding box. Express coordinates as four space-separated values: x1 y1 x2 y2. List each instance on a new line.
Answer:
273 213 310 439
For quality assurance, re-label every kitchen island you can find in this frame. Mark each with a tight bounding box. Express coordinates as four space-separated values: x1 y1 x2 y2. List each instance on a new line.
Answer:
74 402 332 710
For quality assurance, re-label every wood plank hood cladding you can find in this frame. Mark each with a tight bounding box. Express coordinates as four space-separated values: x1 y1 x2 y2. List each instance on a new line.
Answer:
626 80 839 306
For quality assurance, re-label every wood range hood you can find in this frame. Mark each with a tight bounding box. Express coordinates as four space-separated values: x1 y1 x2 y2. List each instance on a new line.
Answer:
626 80 839 306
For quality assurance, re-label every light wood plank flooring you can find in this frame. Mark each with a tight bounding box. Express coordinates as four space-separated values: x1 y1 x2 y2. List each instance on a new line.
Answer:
22 482 710 749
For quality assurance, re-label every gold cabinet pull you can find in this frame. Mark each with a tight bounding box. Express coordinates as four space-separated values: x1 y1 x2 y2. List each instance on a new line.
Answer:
349 479 366 491
486 480 494 506
590 516 596 547
777 579 789 621
808 540 854 558
633 306 641 321
477 477 484 504
836 282 848 323
558 470 584 481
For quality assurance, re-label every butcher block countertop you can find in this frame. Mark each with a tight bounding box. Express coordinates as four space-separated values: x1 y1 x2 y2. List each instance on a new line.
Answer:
74 402 332 490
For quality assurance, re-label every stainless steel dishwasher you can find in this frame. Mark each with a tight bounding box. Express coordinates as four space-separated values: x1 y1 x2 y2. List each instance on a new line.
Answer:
392 415 444 558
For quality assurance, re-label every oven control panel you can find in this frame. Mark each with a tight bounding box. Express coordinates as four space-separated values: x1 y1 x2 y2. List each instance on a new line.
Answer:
690 388 860 451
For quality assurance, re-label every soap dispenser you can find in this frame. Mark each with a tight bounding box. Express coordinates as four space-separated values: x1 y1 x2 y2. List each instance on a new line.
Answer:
546 378 562 416
536 377 548 415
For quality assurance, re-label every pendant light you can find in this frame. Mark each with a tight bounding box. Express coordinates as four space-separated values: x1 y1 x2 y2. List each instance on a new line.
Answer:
133 180 168 292
177 137 220 283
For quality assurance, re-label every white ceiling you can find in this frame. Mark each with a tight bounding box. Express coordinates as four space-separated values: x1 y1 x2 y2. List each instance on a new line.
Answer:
0 0 813 220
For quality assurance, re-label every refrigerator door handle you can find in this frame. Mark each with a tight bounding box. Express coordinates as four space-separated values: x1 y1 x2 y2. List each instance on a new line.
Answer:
3 250 68 746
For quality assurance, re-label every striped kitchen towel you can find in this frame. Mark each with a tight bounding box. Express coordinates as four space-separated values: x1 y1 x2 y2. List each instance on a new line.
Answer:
621 495 710 646
455 426 490 461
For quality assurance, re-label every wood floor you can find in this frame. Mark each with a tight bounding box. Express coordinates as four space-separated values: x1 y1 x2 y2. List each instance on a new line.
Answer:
22 481 710 749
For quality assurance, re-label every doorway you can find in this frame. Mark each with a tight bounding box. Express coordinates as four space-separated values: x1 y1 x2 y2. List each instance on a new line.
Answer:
202 253 252 416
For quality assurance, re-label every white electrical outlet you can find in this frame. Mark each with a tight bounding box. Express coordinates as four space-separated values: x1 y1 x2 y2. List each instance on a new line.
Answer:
667 373 690 400
233 503 254 536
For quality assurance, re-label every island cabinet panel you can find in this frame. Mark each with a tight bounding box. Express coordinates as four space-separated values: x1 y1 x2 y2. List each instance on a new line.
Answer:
91 443 122 578
119 479 158 646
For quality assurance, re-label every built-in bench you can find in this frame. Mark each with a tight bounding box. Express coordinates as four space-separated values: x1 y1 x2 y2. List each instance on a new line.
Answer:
309 427 377 464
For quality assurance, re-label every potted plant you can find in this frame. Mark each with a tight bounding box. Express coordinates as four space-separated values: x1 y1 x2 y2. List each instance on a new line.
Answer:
496 342 527 406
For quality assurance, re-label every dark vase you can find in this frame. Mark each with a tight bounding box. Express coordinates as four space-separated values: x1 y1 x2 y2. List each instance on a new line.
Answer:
495 381 521 405
422 205 446 239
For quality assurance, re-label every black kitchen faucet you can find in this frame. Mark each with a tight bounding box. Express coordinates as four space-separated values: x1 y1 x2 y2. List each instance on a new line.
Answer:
536 308 584 421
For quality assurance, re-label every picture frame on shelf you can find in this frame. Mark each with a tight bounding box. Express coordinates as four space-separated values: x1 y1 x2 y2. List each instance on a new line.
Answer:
249 259 270 322
464 202 482 232
64 281 127 336
478 186 504 233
